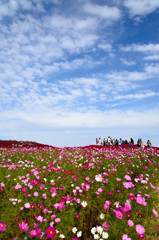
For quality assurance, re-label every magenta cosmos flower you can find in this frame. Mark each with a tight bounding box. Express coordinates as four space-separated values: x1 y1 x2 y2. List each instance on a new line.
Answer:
138 234 145 239
124 203 132 212
19 221 29 232
102 222 109 231
115 211 124 219
30 229 38 237
104 203 109 210
0 222 7 231
46 226 56 239
136 224 145 234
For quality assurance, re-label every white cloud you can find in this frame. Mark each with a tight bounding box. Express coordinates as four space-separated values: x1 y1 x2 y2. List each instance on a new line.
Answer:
105 62 159 82
123 0 159 17
105 70 146 81
121 58 136 66
143 54 159 61
84 3 121 21
98 43 112 51
0 0 45 20
1 108 159 130
120 43 159 53
114 91 158 100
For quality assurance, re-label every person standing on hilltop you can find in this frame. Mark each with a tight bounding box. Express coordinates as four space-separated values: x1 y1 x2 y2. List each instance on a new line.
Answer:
147 140 152 148
140 139 144 149
98 138 102 145
119 138 123 148
107 136 111 146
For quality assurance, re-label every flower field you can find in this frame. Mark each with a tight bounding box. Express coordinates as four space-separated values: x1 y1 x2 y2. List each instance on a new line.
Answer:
0 144 159 240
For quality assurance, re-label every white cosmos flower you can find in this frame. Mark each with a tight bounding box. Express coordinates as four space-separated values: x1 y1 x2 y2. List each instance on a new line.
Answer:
81 201 87 207
59 234 65 238
77 231 82 237
96 226 103 235
72 227 78 233
100 213 105 219
94 234 100 239
102 232 109 239
91 227 96 235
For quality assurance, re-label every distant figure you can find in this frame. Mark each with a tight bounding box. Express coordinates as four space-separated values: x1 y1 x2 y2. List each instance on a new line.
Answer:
137 138 141 147
103 138 106 146
119 138 123 147
147 140 152 148
107 136 111 146
125 139 128 144
96 138 99 145
115 139 119 146
140 139 144 149
129 138 134 148
98 138 102 145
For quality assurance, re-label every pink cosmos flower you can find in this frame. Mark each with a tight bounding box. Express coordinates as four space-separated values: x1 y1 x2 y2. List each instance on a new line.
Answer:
122 234 131 240
124 203 132 212
104 203 109 210
24 203 30 208
136 196 144 204
102 222 109 231
124 175 132 181
33 192 38 197
46 226 56 239
50 187 56 193
37 228 42 235
51 192 57 197
128 220 134 227
115 211 123 219
43 209 48 214
123 182 131 189
136 224 145 234
55 218 60 223
0 222 7 231
42 193 47 199
40 185 45 190
19 221 29 232
29 229 38 237
39 232 45 239
59 202 65 208
152 209 158 217
51 215 56 219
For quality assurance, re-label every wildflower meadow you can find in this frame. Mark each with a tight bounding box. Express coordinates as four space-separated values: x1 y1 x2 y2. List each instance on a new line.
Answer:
0 143 159 240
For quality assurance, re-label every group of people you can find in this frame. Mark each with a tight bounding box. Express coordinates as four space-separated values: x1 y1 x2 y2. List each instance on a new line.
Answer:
96 137 152 148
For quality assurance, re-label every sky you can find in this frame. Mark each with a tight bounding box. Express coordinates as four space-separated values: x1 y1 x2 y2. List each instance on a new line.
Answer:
0 0 159 147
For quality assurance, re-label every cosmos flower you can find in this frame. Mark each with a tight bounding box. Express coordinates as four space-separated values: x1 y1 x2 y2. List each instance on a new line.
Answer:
19 221 29 232
128 220 134 227
0 222 7 231
29 229 38 237
81 201 87 207
136 224 145 234
102 222 109 231
46 226 56 239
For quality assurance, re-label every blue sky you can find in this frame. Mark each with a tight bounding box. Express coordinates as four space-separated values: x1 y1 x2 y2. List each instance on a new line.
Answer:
0 0 159 147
